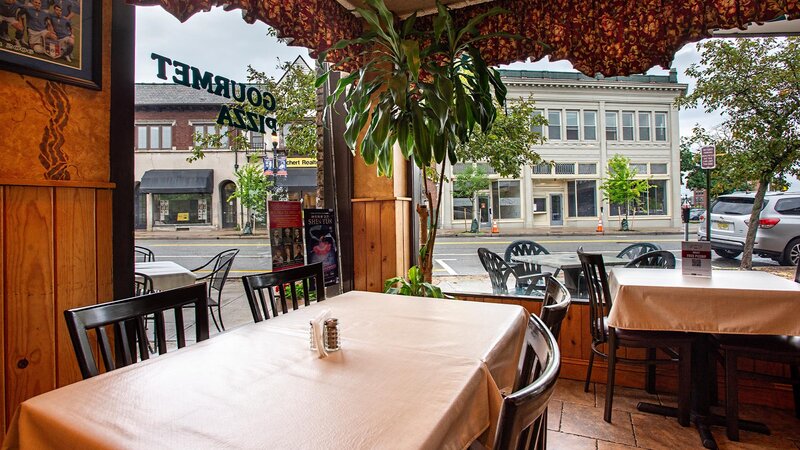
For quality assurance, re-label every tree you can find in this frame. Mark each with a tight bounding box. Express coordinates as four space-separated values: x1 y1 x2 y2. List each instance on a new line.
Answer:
453 165 490 199
676 38 800 269
600 154 653 230
227 156 274 234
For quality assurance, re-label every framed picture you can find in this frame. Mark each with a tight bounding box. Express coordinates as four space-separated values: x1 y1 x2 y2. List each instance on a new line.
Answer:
0 0 101 89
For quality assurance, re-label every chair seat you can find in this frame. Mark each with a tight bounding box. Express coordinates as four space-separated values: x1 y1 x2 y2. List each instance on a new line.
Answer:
713 334 800 358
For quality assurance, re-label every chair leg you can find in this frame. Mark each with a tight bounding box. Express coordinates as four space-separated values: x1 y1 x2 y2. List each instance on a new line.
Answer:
209 306 222 333
217 302 225 331
709 349 719 406
791 365 800 419
645 348 657 394
584 350 595 393
725 350 740 441
604 331 617 423
677 342 691 427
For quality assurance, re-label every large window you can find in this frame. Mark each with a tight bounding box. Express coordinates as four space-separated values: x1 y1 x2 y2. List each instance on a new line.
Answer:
567 180 597 217
453 197 474 220
605 112 618 141
654 112 668 141
531 110 544 135
638 112 651 141
547 111 562 140
153 194 213 225
194 124 229 149
136 124 172 150
250 131 265 151
566 110 580 140
583 111 597 140
621 112 635 141
637 180 667 215
491 180 521 219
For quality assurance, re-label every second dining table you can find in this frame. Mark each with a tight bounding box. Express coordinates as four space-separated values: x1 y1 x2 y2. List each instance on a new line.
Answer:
4 291 529 449
512 253 630 295
135 260 197 291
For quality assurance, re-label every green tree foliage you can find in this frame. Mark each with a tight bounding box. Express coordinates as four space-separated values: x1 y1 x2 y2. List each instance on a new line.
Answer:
600 154 653 230
458 97 546 178
453 165 490 199
676 38 800 268
227 156 274 231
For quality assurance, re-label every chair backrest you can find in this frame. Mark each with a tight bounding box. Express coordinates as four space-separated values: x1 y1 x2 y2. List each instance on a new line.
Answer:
624 250 676 269
504 240 550 275
242 263 326 322
64 284 209 379
134 272 154 296
493 315 560 450
134 245 155 262
207 249 239 294
616 242 661 259
578 250 613 345
478 248 513 295
539 277 571 340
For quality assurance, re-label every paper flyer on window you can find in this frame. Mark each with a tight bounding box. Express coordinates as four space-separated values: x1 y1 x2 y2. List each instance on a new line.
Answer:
303 209 340 286
681 241 712 277
268 201 304 271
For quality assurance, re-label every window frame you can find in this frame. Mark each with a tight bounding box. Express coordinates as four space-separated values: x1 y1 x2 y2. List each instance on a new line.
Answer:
135 123 173 150
491 180 522 220
638 112 651 141
531 109 544 135
567 180 597 218
605 111 618 141
654 112 668 142
565 110 580 141
583 110 597 141
621 111 635 141
194 123 230 149
547 110 562 141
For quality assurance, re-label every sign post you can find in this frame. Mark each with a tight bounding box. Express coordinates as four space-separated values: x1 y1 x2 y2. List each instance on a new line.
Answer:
700 145 716 242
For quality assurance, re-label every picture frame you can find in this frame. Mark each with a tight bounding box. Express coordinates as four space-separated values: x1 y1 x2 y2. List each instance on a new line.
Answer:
0 0 101 90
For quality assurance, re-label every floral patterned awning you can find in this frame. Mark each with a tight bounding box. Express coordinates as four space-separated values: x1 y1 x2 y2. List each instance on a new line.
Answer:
129 0 799 76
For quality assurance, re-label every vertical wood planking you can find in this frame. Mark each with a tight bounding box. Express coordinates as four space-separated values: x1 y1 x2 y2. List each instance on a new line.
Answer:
4 186 55 422
402 201 411 270
54 188 97 387
0 186 4 434
365 202 382 292
95 189 113 372
380 201 397 284
352 202 366 291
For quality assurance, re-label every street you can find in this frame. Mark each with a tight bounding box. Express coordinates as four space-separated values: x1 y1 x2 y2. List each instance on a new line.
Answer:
136 233 782 279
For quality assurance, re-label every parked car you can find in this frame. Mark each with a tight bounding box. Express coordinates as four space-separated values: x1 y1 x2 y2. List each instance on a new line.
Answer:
697 192 800 265
689 208 704 222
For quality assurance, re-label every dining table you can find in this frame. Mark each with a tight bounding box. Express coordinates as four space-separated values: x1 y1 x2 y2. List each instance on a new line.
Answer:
2 291 528 449
512 253 631 295
607 267 800 449
135 260 197 291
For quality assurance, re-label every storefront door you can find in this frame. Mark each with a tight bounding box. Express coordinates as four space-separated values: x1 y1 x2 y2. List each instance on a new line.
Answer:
477 191 490 224
550 194 563 226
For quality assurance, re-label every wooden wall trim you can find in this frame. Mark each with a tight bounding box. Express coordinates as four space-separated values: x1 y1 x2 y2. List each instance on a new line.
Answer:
351 197 413 202
0 179 115 189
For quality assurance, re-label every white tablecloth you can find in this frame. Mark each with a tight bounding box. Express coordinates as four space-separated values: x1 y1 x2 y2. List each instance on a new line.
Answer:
3 292 528 449
135 261 197 291
608 268 800 335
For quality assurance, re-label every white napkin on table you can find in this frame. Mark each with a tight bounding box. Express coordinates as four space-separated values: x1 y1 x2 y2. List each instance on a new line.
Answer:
310 309 332 358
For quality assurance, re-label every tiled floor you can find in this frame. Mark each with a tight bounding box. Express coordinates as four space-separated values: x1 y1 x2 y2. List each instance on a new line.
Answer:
549 379 800 449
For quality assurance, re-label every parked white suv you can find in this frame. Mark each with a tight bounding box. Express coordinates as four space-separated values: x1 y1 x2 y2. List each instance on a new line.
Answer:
697 192 800 266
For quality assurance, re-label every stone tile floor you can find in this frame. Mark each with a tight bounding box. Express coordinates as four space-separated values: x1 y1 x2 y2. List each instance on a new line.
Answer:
549 379 800 449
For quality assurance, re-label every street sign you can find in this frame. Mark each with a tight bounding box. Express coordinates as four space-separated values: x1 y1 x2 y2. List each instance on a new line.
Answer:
700 145 716 169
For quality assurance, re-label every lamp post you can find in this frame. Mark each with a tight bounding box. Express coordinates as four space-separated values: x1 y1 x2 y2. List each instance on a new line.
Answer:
271 130 279 199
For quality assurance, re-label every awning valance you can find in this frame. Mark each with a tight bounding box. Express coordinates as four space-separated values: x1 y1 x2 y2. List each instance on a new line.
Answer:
139 169 214 194
276 168 317 189
127 0 799 76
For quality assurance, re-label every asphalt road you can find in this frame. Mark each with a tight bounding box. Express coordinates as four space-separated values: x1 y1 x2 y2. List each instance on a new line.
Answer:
136 233 780 278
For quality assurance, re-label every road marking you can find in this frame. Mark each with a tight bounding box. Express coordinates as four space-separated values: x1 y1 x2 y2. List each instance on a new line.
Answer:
148 255 268 258
145 243 269 247
435 259 458 276
436 238 685 245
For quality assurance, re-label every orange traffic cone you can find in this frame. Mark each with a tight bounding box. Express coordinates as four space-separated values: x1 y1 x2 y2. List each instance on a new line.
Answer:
491 219 499 233
596 216 604 233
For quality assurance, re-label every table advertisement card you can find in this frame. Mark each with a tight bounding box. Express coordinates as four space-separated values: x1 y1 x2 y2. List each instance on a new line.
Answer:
682 241 712 277
304 209 340 286
268 201 304 271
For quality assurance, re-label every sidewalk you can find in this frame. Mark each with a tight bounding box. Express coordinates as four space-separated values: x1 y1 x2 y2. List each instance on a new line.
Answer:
438 224 698 238
136 228 270 240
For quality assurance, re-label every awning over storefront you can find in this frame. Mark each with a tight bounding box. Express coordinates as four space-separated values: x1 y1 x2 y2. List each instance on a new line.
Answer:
276 168 317 191
139 169 214 194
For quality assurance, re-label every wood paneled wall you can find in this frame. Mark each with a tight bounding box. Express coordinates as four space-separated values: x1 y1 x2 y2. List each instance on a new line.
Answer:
0 182 113 438
450 291 796 411
352 198 412 292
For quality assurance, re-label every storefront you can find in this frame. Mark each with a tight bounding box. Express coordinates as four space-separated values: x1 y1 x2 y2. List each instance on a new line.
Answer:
139 169 214 228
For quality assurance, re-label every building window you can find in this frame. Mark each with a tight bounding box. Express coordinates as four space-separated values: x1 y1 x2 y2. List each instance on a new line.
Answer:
630 163 648 174
194 124 229 149
654 112 668 141
533 197 547 213
650 163 668 174
583 111 597 140
566 110 580 140
531 110 544 135
476 163 495 175
621 112 635 141
547 110 562 140
153 194 213 225
638 112 651 141
452 163 470 174
453 197 474 220
250 132 265 152
605 112 618 141
567 180 597 217
555 163 575 175
491 180 521 219
532 162 551 175
637 180 668 215
136 124 172 150
578 163 597 174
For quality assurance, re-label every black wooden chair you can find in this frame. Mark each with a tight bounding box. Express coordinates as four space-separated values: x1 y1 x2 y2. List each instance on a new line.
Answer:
578 250 693 425
242 263 326 322
492 314 560 450
624 250 676 269
616 242 661 259
478 248 551 296
191 248 239 331
539 277 571 340
64 284 209 379
134 272 154 296
504 240 559 290
134 245 155 262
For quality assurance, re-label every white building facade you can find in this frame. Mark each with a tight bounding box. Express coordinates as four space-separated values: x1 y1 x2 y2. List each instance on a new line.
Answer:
441 70 687 231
